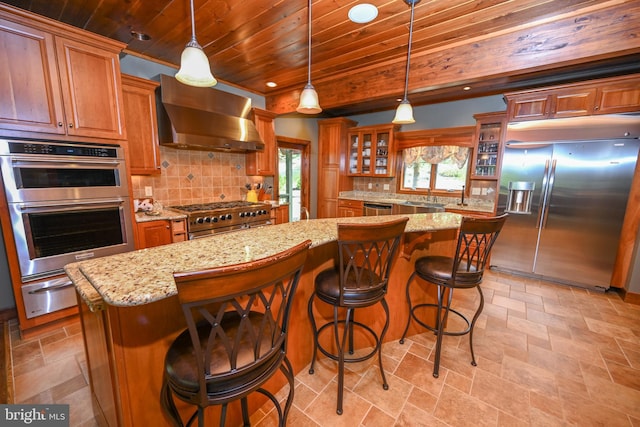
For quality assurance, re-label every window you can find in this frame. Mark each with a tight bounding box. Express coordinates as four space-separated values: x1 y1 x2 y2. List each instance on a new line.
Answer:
400 146 470 192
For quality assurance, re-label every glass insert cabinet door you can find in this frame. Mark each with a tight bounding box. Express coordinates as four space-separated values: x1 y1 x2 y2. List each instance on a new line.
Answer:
473 122 502 178
347 125 396 177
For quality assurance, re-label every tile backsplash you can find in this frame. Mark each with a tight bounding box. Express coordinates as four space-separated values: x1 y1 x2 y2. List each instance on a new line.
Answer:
130 146 269 207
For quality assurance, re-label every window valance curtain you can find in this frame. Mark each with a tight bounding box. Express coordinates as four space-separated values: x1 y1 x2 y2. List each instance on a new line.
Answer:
403 146 470 168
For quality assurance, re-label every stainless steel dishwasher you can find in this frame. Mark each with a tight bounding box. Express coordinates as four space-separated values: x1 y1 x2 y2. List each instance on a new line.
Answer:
363 202 393 216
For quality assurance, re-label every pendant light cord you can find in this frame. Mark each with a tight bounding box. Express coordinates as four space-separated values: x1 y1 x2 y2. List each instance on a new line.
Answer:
402 1 416 101
189 0 197 40
307 0 312 85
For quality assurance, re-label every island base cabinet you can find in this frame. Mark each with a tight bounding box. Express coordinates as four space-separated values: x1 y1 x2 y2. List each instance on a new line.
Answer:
79 229 457 425
77 294 119 426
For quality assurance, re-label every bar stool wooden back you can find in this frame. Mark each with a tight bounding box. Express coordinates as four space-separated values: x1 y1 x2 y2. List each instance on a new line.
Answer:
307 217 408 415
161 240 311 426
399 214 507 378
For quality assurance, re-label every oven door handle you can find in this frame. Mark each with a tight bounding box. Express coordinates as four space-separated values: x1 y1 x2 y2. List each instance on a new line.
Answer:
17 198 128 212
27 281 74 294
11 158 122 168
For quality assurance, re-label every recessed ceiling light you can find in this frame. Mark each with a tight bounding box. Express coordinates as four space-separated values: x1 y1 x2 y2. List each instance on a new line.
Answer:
463 86 471 91
266 81 277 88
130 30 150 41
348 4 378 24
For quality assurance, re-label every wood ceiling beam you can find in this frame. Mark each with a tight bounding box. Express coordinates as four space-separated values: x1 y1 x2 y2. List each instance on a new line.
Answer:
266 1 640 116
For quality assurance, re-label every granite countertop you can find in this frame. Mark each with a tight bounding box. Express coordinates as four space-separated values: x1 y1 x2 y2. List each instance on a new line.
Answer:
134 208 187 223
338 191 495 213
65 213 461 311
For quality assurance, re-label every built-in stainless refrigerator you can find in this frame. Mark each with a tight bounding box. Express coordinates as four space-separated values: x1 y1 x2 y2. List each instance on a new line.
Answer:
491 114 640 290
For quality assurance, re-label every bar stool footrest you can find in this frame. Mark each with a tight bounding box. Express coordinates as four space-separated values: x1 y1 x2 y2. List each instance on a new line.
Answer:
409 303 473 337
315 319 381 363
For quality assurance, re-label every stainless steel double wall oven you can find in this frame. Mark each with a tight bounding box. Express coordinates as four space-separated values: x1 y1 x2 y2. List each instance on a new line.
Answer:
0 139 134 318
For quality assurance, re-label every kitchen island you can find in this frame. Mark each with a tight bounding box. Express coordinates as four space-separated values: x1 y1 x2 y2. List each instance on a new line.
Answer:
65 213 461 426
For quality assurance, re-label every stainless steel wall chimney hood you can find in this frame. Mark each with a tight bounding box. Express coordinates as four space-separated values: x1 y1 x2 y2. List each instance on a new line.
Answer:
156 74 265 152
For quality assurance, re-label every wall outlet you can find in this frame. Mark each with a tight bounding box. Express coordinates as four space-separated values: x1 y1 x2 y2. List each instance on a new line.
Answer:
383 184 390 190
144 186 153 197
368 183 373 189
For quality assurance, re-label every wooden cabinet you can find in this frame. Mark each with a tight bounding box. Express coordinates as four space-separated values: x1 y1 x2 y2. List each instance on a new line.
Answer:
170 218 188 242
121 75 161 175
0 7 126 140
246 109 277 176
505 74 640 122
471 113 505 179
274 205 289 224
338 199 363 217
347 124 397 177
136 218 187 248
506 89 595 121
317 118 357 218
596 77 640 114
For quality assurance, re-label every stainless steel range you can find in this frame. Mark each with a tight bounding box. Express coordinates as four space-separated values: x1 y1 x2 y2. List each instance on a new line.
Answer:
168 201 272 239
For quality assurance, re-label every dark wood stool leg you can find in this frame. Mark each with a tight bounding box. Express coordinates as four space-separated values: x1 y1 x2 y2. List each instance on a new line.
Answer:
240 397 250 426
335 306 352 415
378 298 390 390
432 286 454 378
307 293 319 375
281 356 296 423
400 272 417 344
469 285 485 367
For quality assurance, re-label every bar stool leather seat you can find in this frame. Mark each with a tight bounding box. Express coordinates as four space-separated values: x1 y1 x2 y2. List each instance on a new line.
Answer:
307 217 408 415
400 214 507 378
161 240 311 427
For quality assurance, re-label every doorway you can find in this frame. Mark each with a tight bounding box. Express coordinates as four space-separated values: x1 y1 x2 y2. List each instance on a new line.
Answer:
276 136 310 222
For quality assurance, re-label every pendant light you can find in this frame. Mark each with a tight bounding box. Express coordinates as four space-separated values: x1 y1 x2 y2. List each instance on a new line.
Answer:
175 0 217 87
392 0 420 124
297 0 322 114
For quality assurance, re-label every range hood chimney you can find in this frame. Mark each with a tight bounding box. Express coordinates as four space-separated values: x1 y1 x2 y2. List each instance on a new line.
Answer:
157 74 265 152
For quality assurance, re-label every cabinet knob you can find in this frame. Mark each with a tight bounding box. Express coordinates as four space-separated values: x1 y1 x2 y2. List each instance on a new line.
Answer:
68 123 74 128
57 122 63 127
594 106 599 111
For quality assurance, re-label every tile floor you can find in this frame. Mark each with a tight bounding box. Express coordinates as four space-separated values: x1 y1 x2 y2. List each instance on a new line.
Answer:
8 270 640 426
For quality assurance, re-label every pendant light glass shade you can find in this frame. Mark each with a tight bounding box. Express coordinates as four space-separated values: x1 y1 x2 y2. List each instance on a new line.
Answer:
392 0 420 124
297 0 322 114
175 0 217 87
392 99 415 124
298 83 322 114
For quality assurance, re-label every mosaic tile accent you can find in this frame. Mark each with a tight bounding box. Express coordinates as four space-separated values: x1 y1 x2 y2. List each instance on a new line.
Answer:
162 160 170 168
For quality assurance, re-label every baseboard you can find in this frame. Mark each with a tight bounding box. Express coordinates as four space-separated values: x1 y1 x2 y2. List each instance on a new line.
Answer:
0 308 17 323
619 288 640 305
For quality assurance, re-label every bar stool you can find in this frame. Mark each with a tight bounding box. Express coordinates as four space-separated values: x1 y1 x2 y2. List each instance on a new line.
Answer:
307 217 408 415
161 240 311 427
400 214 507 378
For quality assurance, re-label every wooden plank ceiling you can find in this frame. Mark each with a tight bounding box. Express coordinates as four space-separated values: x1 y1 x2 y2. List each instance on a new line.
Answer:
4 0 640 117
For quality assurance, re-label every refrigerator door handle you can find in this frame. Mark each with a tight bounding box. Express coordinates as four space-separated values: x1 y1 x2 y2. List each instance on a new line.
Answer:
541 159 557 229
536 159 551 229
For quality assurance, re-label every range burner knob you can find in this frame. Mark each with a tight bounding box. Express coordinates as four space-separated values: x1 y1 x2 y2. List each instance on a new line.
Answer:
259 209 267 215
196 217 205 224
239 212 247 218
212 217 219 223
226 214 233 220
219 214 226 221
250 211 257 217
204 217 212 223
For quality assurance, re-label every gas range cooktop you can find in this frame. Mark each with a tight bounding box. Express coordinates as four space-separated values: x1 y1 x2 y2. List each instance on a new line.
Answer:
168 200 272 238
168 200 264 212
